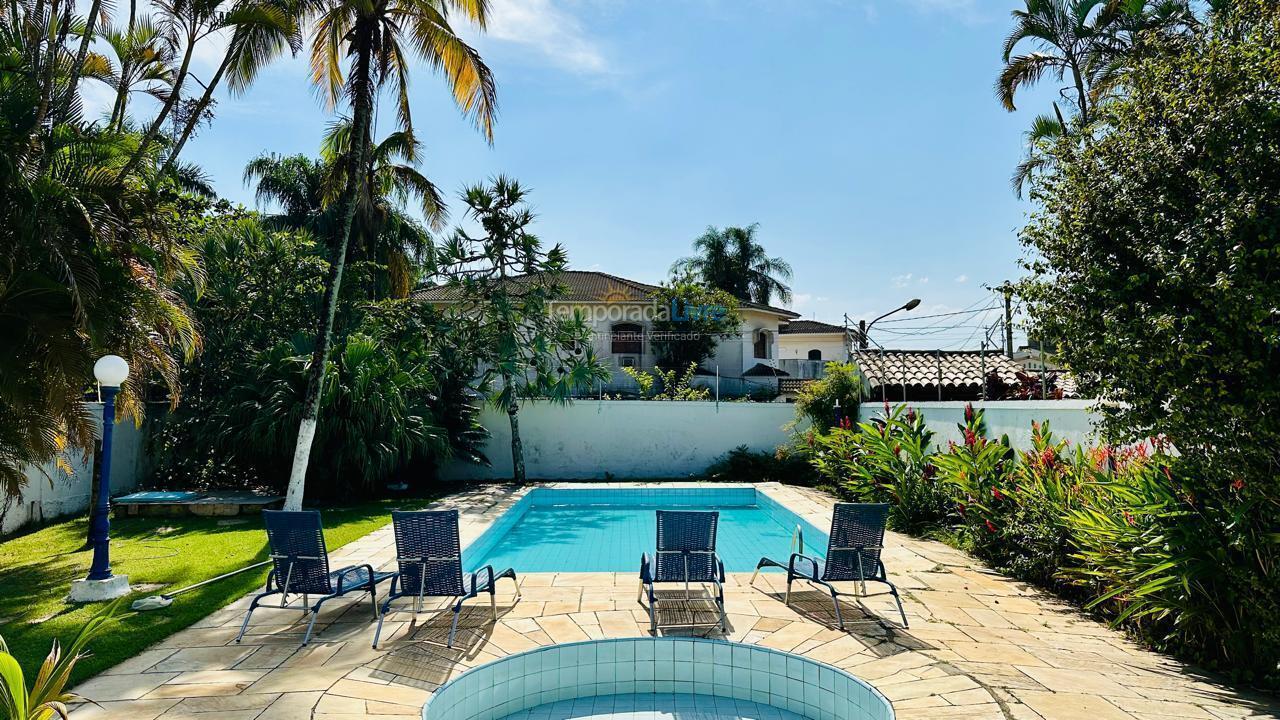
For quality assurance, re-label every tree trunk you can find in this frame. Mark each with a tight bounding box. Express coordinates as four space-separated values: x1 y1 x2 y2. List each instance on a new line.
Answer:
281 29 374 511
108 0 138 131
56 0 104 123
118 29 195 181
506 394 526 483
161 49 230 174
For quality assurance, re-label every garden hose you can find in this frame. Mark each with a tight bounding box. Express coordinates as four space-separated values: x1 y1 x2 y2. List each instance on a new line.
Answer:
131 560 272 611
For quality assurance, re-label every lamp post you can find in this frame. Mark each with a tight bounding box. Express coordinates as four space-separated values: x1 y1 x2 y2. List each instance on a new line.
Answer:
68 355 131 602
862 298 921 347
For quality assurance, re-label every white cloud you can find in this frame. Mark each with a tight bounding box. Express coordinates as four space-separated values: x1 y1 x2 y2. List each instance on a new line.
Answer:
892 273 913 288
485 0 609 75
954 274 968 283
918 276 929 284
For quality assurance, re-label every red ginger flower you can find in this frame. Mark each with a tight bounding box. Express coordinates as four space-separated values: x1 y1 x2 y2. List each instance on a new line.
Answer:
985 520 997 534
1231 478 1245 491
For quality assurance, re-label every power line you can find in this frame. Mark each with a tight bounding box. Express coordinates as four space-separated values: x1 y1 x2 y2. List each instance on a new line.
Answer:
875 301 1000 325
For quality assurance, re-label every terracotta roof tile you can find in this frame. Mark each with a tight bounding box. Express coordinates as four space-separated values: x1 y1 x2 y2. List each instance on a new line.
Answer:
854 350 1022 389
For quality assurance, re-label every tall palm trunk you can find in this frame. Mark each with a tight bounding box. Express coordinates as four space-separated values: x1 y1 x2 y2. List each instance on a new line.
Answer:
161 49 230 174
119 28 195 180
56 0 104 122
282 27 373 510
109 0 139 131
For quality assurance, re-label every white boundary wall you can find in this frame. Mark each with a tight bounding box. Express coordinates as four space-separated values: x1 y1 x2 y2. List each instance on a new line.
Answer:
443 399 1100 481
883 400 1100 452
2 403 148 536
444 401 801 481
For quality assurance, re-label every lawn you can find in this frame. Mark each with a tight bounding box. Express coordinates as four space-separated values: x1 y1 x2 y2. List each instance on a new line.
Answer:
0 493 449 684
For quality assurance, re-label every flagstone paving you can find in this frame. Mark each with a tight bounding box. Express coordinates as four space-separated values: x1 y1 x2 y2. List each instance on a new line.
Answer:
72 483 1279 720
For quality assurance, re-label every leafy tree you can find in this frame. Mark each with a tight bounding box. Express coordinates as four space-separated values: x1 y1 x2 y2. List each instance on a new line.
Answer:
671 224 793 305
151 211 486 497
434 177 609 482
282 0 496 510
649 283 740 370
1018 0 1280 676
95 18 175 130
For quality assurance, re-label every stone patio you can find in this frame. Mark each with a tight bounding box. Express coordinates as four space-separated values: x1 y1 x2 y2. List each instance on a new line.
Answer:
72 483 1280 720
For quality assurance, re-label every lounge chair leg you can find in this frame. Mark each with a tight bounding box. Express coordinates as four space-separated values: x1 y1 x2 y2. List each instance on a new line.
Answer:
372 610 386 649
784 577 792 605
649 599 657 634
302 593 309 614
749 568 760 586
490 589 497 620
637 581 645 603
370 586 380 619
830 588 844 631
890 587 908 628
235 604 256 644
447 606 462 648
300 604 321 647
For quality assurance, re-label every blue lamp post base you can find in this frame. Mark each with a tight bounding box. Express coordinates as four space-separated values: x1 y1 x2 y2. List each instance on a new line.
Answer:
69 382 131 603
68 575 131 602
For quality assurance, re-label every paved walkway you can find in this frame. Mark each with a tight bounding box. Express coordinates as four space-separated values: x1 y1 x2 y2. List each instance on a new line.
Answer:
73 483 1279 720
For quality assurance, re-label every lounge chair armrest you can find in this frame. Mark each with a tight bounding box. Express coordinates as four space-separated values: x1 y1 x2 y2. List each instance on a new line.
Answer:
640 553 652 583
715 554 726 583
788 553 821 580
474 565 497 591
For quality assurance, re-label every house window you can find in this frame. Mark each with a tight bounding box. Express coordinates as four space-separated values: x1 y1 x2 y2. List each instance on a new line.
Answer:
619 356 638 368
611 323 642 355
807 349 822 361
754 330 773 359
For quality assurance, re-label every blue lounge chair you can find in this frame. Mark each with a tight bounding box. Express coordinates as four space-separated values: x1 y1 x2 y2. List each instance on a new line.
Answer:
372 510 520 649
235 510 395 646
639 510 727 633
751 502 908 629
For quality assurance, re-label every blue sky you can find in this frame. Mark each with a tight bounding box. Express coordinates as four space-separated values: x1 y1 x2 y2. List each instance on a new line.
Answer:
139 0 1057 350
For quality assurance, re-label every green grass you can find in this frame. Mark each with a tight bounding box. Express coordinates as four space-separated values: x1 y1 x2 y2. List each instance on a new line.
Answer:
0 493 448 684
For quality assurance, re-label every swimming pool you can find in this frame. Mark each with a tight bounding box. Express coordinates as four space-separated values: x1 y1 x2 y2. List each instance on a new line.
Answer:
465 487 828 573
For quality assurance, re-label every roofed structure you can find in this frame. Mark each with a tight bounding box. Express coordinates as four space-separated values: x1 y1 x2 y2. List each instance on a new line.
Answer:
411 270 799 317
780 319 846 335
853 349 1024 401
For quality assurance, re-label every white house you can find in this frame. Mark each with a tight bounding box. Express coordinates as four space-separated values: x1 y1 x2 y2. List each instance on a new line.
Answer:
412 270 800 397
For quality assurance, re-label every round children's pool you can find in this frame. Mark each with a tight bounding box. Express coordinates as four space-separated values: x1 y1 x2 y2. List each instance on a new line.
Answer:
422 638 893 720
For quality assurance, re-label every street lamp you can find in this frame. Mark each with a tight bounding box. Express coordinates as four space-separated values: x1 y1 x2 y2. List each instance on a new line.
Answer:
68 355 131 602
858 298 921 348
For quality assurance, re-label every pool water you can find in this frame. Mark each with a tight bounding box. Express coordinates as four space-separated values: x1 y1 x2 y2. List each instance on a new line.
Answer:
467 489 827 573
502 693 805 720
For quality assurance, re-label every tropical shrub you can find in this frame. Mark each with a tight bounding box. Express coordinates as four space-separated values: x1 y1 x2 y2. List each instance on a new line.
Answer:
649 283 741 370
808 405 949 533
704 445 817 486
622 363 711 401
792 362 862 429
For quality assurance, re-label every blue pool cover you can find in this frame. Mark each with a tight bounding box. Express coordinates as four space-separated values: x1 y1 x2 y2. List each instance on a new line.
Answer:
114 491 204 503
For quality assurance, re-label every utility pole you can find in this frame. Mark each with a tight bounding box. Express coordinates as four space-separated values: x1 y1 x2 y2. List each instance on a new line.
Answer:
996 282 1014 356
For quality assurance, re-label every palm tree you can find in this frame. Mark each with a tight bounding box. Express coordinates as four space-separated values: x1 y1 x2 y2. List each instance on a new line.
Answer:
94 19 175 130
243 126 441 298
672 224 793 306
998 0 1195 192
997 0 1121 125
281 0 495 509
